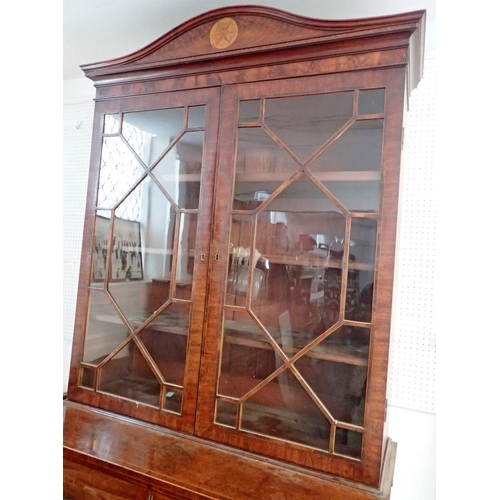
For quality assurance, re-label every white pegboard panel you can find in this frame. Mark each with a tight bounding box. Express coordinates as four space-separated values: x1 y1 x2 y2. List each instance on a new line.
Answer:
389 56 436 413
63 100 95 340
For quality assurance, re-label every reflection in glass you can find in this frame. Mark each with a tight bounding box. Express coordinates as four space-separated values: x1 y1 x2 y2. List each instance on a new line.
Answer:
97 137 145 210
241 369 331 451
83 289 130 364
176 213 198 291
99 341 161 408
218 311 284 399
84 106 207 411
104 114 120 134
334 428 363 459
123 108 185 167
164 389 183 414
350 218 377 265
138 303 191 387
80 366 96 389
91 213 111 286
358 89 385 115
321 181 380 213
216 399 238 428
239 99 260 123
151 131 203 210
306 119 383 213
264 92 353 163
309 120 383 174
236 127 299 178
294 355 367 425
346 218 377 322
214 87 384 457
115 183 144 222
188 105 206 128
320 325 370 357
107 178 176 324
252 177 346 340
233 183 279 211
227 215 260 308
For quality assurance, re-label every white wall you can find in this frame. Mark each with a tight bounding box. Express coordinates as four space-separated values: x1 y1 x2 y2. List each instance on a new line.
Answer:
63 52 436 500
387 406 436 500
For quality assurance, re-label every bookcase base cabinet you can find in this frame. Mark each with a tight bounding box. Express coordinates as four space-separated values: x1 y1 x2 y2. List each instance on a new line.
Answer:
63 401 396 500
65 6 424 498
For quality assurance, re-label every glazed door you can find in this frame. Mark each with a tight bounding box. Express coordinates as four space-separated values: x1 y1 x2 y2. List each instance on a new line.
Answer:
68 87 220 433
196 70 405 485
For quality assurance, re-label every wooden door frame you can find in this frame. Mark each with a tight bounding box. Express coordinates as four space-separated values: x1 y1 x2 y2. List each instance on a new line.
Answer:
195 68 406 487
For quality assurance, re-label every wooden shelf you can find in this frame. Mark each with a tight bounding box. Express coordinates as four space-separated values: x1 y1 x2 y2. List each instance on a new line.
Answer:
236 171 380 182
155 171 380 183
224 320 368 367
95 313 189 336
94 313 368 366
217 374 364 434
262 253 374 271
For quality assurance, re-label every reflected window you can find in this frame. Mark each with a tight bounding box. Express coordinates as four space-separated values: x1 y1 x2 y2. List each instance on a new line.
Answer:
98 115 149 221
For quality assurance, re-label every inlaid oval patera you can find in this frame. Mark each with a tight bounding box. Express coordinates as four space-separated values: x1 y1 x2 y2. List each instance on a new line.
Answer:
210 17 238 49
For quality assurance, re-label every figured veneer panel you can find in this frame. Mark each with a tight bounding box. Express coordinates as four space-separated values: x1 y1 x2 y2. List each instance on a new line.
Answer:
64 400 396 500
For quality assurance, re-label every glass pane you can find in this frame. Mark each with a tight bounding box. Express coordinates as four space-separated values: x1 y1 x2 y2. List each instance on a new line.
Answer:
80 366 96 389
107 215 144 281
264 92 353 163
308 119 383 213
151 130 203 209
358 89 385 115
233 184 278 211
187 105 205 128
219 310 284 399
227 215 256 308
235 127 299 181
215 87 384 457
293 354 367 425
346 218 377 322
138 303 191 386
241 369 331 450
309 120 383 174
83 290 130 365
321 181 380 213
252 177 346 343
164 389 183 414
91 213 111 286
104 114 120 134
334 428 363 459
123 108 185 167
239 99 260 123
215 399 238 428
97 137 145 209
85 102 210 411
107 178 176 324
313 325 370 362
176 213 197 291
115 181 144 222
99 341 161 408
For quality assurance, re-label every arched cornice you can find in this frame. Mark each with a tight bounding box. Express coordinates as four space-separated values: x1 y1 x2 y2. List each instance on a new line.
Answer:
81 6 425 93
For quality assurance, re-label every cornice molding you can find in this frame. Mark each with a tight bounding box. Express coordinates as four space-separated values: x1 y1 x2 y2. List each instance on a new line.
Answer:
81 6 425 92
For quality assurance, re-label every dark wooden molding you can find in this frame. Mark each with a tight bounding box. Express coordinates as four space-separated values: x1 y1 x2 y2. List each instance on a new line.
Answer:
81 6 425 94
